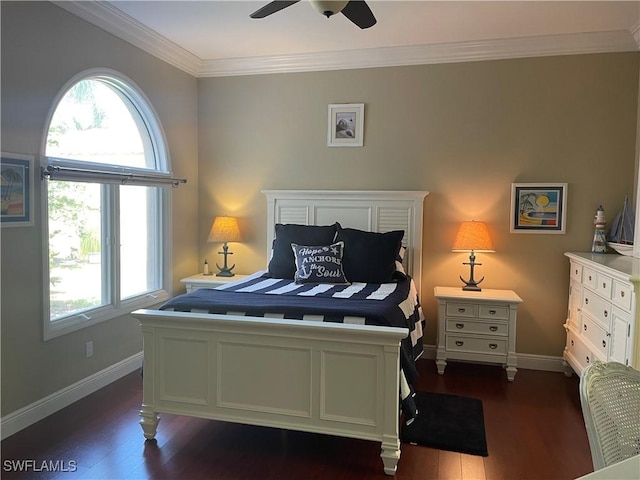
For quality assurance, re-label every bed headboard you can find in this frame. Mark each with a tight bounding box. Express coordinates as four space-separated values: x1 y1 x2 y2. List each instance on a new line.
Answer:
263 190 429 293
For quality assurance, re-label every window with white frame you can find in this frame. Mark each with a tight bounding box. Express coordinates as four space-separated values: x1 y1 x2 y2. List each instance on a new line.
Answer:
42 70 183 340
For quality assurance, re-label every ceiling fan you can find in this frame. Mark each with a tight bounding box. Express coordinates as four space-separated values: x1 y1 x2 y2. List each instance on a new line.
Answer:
250 1 377 29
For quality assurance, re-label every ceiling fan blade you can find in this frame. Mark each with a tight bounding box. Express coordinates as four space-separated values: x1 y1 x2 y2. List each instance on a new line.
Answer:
341 1 376 29
250 1 300 19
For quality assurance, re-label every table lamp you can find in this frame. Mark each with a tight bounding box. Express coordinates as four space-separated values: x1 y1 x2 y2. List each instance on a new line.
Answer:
208 216 241 277
452 220 495 291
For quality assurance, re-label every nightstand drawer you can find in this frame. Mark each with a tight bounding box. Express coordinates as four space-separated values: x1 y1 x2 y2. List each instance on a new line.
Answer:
445 303 478 318
446 319 508 336
478 305 509 320
446 334 507 355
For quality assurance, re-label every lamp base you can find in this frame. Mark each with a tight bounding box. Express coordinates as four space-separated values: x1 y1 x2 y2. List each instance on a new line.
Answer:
216 242 236 277
459 250 484 292
461 282 482 292
216 268 235 277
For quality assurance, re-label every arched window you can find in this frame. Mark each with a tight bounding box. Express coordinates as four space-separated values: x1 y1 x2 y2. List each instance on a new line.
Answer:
42 70 182 339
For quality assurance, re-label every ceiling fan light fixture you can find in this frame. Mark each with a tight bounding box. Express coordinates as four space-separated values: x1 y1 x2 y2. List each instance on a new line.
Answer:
309 0 349 18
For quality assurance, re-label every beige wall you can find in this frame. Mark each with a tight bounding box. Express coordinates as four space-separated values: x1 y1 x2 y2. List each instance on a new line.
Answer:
198 53 639 357
0 2 199 415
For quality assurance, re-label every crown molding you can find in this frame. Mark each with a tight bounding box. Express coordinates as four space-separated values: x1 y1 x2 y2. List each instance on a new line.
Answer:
52 1 202 76
200 30 639 77
53 1 639 78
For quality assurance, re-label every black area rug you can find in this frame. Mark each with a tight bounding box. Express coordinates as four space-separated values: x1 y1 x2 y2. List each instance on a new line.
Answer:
401 392 488 456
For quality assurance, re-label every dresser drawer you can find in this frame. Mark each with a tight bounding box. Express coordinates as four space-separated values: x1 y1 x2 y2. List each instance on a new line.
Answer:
583 266 598 290
570 262 583 283
566 329 597 373
446 334 507 355
446 319 509 336
594 272 613 299
580 313 610 358
612 280 632 311
582 290 611 329
445 303 478 318
478 305 509 320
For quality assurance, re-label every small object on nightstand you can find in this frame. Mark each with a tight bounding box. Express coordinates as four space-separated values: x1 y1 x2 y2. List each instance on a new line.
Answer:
203 259 211 276
452 221 495 291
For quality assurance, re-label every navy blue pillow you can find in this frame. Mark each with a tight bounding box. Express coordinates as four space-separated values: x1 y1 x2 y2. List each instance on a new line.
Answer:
267 223 339 279
335 227 404 283
292 242 349 284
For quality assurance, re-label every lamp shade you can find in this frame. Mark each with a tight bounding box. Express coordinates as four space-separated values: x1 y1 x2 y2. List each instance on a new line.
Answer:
452 221 495 252
208 216 240 243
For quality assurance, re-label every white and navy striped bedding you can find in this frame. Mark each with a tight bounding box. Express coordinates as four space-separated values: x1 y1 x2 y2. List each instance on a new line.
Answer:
160 270 424 423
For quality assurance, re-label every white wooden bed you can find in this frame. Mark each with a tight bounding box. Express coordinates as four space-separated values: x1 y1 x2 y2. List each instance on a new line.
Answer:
132 190 428 475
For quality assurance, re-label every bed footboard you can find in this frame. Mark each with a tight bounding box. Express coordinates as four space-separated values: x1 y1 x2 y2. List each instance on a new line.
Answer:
132 309 408 475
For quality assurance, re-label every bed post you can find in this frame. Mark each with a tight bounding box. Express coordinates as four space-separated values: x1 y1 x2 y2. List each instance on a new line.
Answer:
139 325 159 439
140 404 160 439
380 343 402 475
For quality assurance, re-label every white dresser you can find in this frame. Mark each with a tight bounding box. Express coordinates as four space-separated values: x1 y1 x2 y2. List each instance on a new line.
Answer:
434 286 522 381
564 252 639 376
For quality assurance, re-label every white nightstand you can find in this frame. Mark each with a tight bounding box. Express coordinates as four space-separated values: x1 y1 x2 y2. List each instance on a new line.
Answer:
181 273 248 293
434 286 523 381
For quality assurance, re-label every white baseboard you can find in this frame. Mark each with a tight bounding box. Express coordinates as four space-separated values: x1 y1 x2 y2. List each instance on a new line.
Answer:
422 344 566 372
1 352 143 440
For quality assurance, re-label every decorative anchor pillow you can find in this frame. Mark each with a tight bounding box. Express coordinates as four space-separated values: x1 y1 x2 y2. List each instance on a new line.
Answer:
291 242 349 284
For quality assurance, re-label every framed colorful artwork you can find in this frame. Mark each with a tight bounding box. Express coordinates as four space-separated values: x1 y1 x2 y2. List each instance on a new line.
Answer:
327 103 364 147
510 183 567 234
1 152 34 227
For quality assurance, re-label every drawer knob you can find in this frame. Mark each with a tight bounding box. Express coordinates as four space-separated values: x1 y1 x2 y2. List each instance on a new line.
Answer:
621 291 625 298
585 298 589 305
589 275 592 281
602 340 606 348
489 309 497 315
602 282 607 289
604 310 608 318
571 339 574 346
455 340 464 347
584 324 588 332
489 343 498 349
455 323 464 329
458 308 466 313
586 355 590 364
489 326 498 332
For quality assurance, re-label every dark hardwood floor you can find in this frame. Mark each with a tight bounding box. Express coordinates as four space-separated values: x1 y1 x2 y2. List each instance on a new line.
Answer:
1 359 593 480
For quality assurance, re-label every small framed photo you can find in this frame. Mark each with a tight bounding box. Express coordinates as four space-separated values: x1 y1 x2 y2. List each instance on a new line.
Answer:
510 182 567 234
1 152 34 227
327 103 364 147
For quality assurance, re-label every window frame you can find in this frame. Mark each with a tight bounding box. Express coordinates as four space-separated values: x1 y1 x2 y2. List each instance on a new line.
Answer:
41 69 173 340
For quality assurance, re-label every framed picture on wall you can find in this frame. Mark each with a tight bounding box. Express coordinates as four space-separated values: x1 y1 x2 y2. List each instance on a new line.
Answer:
1 152 34 227
327 103 364 147
510 182 567 234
